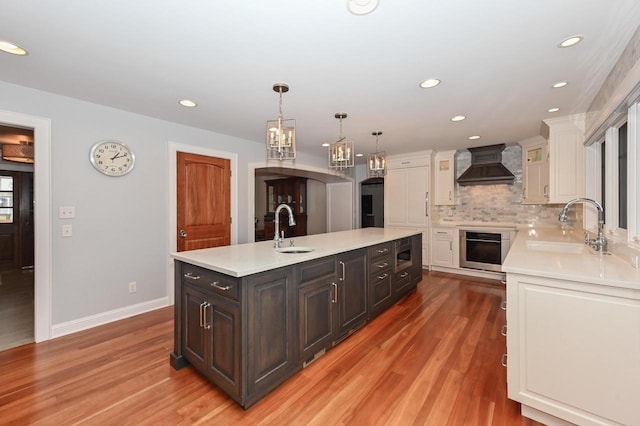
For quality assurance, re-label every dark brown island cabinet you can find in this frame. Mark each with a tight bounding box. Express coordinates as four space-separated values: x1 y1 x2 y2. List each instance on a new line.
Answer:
170 233 422 409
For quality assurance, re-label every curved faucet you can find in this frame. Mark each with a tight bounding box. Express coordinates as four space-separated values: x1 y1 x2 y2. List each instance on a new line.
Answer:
558 198 607 252
273 203 296 248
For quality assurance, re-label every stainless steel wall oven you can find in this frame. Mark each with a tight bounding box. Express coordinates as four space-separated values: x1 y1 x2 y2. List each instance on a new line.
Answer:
459 229 511 272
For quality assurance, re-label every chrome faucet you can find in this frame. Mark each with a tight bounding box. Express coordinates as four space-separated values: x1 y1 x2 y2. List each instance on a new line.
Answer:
558 198 607 252
273 203 296 248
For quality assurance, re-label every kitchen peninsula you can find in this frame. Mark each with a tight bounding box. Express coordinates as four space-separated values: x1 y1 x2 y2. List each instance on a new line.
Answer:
170 228 423 408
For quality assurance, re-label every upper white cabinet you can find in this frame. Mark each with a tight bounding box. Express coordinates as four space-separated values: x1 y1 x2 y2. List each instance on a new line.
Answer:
384 152 431 228
519 136 549 204
434 150 456 205
541 114 585 204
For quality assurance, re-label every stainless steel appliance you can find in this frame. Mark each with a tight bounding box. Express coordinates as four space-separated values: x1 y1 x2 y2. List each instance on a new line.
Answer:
394 238 413 273
459 229 511 272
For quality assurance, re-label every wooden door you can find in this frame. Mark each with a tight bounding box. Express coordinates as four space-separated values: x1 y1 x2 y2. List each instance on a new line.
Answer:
177 152 230 251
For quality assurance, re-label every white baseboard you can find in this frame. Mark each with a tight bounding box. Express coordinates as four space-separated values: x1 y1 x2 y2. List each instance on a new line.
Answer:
51 297 169 339
430 265 505 281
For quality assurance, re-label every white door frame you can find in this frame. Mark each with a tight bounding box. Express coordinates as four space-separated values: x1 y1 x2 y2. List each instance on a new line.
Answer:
166 141 238 305
0 109 52 343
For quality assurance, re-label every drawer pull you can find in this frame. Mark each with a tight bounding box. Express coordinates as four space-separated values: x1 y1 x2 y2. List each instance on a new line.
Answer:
377 262 389 269
184 272 201 280
501 300 507 311
378 273 389 280
501 353 507 367
400 272 409 278
376 248 388 254
211 281 231 291
501 324 507 336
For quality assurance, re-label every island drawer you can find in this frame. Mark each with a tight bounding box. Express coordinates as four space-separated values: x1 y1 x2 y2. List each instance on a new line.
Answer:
368 242 393 261
181 263 239 300
393 270 412 295
369 255 393 275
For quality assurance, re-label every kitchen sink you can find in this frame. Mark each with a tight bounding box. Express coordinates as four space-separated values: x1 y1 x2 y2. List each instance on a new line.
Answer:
276 247 314 254
525 240 588 254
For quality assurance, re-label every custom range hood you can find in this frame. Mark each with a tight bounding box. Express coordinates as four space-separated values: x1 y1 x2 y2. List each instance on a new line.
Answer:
456 144 515 186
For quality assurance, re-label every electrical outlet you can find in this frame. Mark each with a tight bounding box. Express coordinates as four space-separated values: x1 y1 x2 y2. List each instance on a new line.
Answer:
61 224 72 237
128 282 137 293
59 206 76 218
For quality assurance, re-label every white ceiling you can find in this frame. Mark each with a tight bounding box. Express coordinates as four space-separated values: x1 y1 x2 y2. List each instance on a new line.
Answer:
1 0 640 161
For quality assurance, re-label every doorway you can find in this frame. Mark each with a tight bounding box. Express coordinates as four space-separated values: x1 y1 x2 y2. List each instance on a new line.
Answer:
360 177 384 228
0 126 35 351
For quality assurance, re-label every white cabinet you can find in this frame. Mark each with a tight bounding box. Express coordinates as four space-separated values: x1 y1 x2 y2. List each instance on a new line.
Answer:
540 114 585 204
384 152 431 268
519 136 548 204
507 273 640 426
384 153 430 228
430 227 455 267
434 150 456 205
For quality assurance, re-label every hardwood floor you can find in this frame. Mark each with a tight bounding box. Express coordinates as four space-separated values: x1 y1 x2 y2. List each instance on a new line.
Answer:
0 271 543 425
0 268 34 351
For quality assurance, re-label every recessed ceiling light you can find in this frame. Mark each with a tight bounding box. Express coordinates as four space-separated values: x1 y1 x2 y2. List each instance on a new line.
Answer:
347 0 379 15
356 153 364 157
558 36 583 48
552 81 568 88
178 99 197 107
468 135 481 140
321 143 330 147
451 115 466 122
548 107 560 113
419 78 441 89
0 40 28 55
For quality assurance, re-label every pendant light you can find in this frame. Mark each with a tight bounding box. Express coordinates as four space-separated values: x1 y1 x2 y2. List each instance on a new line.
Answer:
328 113 354 170
367 131 386 178
266 83 296 160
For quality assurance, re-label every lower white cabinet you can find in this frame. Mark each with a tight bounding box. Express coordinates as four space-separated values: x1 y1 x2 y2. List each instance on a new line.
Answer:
430 227 455 267
506 273 640 426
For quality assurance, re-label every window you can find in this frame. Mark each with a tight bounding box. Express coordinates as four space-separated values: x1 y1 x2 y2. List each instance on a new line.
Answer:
0 176 14 223
618 123 627 229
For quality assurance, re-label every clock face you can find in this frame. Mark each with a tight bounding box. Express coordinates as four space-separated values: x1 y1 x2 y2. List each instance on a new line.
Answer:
90 141 135 176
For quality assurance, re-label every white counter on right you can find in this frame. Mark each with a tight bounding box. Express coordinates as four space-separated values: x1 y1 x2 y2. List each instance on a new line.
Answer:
502 226 640 290
502 226 640 426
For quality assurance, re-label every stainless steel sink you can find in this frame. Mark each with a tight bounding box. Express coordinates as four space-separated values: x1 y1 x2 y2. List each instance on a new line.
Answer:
276 247 314 254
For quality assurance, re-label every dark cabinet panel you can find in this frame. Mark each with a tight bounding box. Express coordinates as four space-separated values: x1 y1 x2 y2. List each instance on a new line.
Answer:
336 249 368 341
245 267 297 403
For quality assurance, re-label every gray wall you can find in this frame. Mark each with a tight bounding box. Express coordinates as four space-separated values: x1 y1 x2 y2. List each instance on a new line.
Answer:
0 81 327 324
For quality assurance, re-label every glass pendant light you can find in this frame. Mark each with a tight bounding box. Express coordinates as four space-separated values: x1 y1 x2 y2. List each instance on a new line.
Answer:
328 113 354 170
266 83 296 160
367 131 386 178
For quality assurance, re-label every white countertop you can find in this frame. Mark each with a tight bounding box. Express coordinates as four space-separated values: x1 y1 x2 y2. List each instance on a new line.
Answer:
171 228 421 277
503 226 640 290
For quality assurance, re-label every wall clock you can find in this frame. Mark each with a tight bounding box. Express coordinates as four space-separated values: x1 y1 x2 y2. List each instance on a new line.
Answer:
89 140 135 176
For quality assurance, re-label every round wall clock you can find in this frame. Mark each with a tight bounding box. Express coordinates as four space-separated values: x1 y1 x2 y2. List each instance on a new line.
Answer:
89 140 135 177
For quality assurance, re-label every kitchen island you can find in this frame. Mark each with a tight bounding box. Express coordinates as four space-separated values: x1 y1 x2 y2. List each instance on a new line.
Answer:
170 228 423 408
503 226 640 426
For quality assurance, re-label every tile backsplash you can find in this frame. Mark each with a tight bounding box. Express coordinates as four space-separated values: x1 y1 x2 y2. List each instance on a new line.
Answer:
433 144 581 226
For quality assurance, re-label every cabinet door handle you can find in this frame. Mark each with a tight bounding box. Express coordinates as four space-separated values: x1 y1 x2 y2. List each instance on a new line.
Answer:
184 272 201 280
203 302 211 330
377 262 388 269
339 261 345 282
501 324 507 336
199 301 206 328
377 273 389 280
449 241 452 251
331 282 338 304
400 272 409 278
501 353 508 367
211 281 231 291
425 192 429 217
449 190 452 201
543 184 549 197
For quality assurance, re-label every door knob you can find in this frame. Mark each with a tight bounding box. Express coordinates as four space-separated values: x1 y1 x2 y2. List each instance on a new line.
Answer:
179 229 187 238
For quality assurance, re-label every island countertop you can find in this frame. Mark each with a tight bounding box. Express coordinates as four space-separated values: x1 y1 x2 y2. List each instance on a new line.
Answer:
502 226 640 291
171 228 422 277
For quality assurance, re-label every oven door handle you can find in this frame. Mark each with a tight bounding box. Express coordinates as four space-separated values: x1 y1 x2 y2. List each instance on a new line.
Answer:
465 238 501 243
